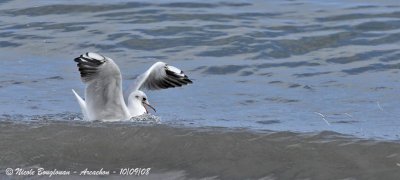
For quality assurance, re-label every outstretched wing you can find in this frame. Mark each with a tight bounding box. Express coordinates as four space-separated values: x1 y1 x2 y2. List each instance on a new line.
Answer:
73 52 130 121
129 62 193 92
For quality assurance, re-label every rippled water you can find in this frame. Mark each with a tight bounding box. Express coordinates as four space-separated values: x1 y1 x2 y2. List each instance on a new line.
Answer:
1 0 400 179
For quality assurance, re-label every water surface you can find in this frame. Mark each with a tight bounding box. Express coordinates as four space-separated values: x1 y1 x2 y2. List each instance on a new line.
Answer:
1 0 400 179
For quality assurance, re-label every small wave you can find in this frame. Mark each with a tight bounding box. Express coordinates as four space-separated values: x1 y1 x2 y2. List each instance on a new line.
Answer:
0 113 161 125
129 114 161 124
0 121 399 179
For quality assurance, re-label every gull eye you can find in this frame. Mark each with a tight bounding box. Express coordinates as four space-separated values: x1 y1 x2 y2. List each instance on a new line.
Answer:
143 97 147 101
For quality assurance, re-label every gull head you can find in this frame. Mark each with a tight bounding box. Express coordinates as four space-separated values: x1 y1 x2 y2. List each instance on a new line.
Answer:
127 90 156 116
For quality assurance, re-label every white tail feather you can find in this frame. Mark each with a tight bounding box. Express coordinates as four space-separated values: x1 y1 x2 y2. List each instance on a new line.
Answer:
72 89 89 121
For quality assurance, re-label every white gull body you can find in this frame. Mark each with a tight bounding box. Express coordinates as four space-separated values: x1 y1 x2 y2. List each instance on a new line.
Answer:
72 52 192 121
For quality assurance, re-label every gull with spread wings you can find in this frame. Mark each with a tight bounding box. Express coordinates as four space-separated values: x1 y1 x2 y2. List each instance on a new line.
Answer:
72 52 192 121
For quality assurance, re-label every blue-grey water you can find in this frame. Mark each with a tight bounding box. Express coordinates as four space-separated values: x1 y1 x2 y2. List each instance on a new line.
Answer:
1 0 400 179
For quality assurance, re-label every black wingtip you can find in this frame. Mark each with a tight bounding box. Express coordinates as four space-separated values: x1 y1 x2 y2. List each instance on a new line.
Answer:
73 52 107 83
185 78 193 83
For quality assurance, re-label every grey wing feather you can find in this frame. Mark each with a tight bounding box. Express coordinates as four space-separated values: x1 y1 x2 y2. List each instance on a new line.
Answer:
131 62 193 91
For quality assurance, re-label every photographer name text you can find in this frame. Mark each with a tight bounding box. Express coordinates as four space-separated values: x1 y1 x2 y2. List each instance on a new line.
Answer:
5 167 151 177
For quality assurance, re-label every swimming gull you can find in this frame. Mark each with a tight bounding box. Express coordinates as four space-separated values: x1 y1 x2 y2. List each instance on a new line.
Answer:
72 52 192 121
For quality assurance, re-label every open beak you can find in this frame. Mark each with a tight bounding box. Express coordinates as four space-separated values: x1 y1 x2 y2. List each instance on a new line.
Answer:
142 100 156 114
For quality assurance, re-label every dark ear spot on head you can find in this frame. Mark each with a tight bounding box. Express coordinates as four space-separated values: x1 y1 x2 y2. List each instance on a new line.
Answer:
135 95 139 98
